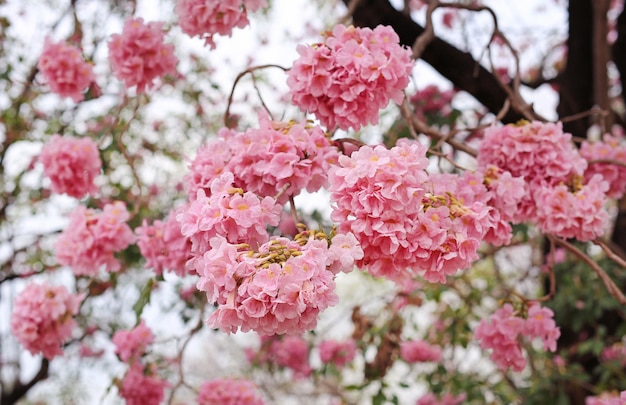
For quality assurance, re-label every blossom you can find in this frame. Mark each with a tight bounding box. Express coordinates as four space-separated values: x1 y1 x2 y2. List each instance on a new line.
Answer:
176 0 268 49
400 339 443 363
108 17 178 92
118 362 168 405
39 134 101 198
410 84 456 123
185 114 338 204
416 393 467 405
112 320 155 363
318 339 357 367
197 378 264 405
287 24 413 131
474 303 560 372
248 335 312 377
585 391 626 405
55 201 135 276
581 133 626 199
11 282 83 359
38 38 94 102
135 207 192 276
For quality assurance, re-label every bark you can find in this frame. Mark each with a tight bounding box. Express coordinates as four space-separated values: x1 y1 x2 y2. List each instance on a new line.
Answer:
0 359 49 405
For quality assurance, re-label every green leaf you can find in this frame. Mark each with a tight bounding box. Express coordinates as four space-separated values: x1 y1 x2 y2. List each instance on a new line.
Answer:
133 278 155 322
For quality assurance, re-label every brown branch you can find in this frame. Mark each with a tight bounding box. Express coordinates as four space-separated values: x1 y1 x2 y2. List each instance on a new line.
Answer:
1 359 49 405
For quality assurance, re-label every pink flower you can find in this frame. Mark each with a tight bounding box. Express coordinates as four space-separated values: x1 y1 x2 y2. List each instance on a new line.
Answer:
250 335 312 378
416 393 467 405
112 320 155 363
39 134 101 198
176 0 268 49
410 85 456 123
318 339 357 368
118 362 168 405
585 391 626 405
55 201 135 276
400 340 443 363
135 207 193 276
11 282 83 359
108 17 178 92
581 133 626 199
287 24 413 131
197 378 264 405
38 38 94 102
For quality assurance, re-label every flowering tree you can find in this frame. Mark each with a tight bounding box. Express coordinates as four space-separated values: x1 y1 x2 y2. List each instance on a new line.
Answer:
2 0 626 404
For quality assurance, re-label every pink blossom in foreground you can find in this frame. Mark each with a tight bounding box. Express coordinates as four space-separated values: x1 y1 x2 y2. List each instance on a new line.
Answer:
39 134 101 198
585 391 626 405
474 303 560 372
55 201 135 276
400 339 443 363
108 17 178 92
416 393 467 405
581 133 626 199
11 282 83 359
197 378 264 405
477 121 587 222
318 339 357 368
135 208 192 276
112 320 154 363
287 24 413 131
118 362 168 405
195 229 360 335
176 0 268 49
185 114 338 204
38 38 94 102
534 174 609 241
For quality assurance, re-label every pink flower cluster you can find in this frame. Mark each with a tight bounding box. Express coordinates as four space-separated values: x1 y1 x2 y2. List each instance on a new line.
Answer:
39 134 101 198
186 113 338 204
581 133 626 198
601 343 626 366
329 140 498 284
247 335 312 378
108 17 178 92
38 38 94 102
195 229 361 335
586 391 626 405
400 339 443 363
410 85 456 123
287 24 413 131
534 174 609 241
135 208 192 277
112 320 154 363
176 0 268 49
416 393 467 405
478 121 610 241
118 362 169 405
178 172 282 264
197 378 265 405
474 303 560 372
11 282 83 359
318 339 357 368
55 201 135 276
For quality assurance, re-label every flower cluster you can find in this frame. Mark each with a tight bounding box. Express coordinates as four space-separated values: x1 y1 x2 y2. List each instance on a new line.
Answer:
585 391 626 405
194 229 361 335
108 17 178 92
477 121 588 222
601 343 626 366
112 320 155 363
11 282 83 359
135 208 192 277
118 362 169 405
38 38 94 102
581 133 626 199
247 334 312 378
474 303 560 372
176 0 268 49
197 378 265 405
287 24 413 131
55 201 135 276
186 113 338 204
416 393 467 405
410 85 456 123
329 140 496 284
39 134 102 198
178 172 282 264
400 339 443 363
318 339 357 368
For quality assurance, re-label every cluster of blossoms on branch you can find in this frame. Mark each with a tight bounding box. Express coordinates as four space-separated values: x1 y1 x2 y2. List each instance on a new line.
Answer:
581 132 626 199
287 24 413 131
474 303 560 372
247 334 313 377
11 282 84 359
197 378 265 405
